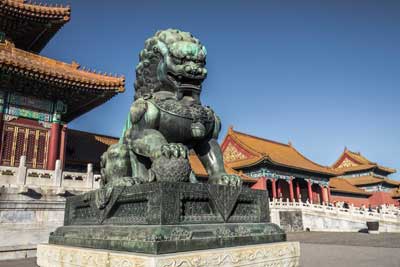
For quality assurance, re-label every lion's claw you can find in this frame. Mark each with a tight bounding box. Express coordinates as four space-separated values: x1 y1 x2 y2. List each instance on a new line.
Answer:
211 174 242 187
161 143 188 159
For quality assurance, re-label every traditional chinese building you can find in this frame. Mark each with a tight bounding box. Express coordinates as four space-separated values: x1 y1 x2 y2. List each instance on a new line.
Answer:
218 127 336 204
194 126 399 207
329 148 399 207
0 0 125 171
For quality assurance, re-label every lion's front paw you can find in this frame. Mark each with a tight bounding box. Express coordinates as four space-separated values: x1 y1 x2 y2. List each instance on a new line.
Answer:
160 143 188 159
210 174 242 187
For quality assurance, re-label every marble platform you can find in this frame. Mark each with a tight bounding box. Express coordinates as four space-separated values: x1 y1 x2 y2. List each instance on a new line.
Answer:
37 242 300 267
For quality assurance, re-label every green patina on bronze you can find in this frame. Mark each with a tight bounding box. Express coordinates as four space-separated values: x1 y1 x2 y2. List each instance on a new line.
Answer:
49 29 286 254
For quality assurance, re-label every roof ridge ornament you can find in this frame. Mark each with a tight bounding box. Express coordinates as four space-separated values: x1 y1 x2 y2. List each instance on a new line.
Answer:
71 60 80 69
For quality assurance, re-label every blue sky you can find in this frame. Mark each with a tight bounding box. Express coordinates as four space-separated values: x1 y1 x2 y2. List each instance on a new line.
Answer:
42 0 400 178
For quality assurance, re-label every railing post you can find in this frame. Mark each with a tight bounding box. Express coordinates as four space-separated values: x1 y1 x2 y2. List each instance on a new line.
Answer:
16 156 27 185
54 159 62 187
86 163 94 189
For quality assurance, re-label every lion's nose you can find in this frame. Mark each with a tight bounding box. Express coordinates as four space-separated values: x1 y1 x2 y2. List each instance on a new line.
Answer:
197 68 207 76
184 64 200 75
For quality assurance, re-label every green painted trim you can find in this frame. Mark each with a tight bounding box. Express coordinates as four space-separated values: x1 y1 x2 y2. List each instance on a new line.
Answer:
5 106 52 122
52 112 61 123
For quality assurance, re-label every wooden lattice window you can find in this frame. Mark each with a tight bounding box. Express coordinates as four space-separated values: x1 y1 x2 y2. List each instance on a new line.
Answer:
36 131 48 169
26 130 36 166
0 122 49 169
1 125 15 166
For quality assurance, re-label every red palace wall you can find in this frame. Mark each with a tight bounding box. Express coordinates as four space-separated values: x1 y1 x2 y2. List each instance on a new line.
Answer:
368 192 399 207
331 192 400 208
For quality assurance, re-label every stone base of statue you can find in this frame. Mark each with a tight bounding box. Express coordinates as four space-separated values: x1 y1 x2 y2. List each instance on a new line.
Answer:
48 223 285 254
49 182 287 253
38 182 299 266
37 242 300 267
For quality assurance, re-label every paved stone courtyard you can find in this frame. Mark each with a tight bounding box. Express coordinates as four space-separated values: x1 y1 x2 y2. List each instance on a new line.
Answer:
288 232 400 267
2 232 400 267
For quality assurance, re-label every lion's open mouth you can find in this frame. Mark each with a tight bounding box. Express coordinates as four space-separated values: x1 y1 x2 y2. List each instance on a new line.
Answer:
167 72 204 90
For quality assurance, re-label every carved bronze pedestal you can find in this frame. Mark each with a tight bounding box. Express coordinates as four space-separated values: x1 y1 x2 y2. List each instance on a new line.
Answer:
50 182 285 254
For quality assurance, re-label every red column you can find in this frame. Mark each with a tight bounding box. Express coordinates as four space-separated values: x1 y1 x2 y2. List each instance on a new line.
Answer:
271 179 277 199
263 176 267 191
47 122 60 170
277 180 282 198
58 124 67 169
288 178 294 202
307 179 313 203
296 181 301 200
320 185 327 203
327 186 331 204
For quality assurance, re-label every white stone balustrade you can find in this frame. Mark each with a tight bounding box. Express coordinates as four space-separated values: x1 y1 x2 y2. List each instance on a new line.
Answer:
269 198 400 232
0 156 100 192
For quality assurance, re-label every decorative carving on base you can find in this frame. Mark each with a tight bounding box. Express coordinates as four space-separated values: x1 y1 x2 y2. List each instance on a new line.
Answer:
49 182 284 254
61 182 269 227
37 242 300 267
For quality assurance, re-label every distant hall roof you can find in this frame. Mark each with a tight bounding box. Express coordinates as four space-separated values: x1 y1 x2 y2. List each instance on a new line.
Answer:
329 177 372 196
222 127 337 176
344 175 400 187
332 148 396 175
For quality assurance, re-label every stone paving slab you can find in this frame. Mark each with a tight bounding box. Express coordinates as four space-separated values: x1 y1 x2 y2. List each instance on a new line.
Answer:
300 243 400 267
0 257 37 267
287 232 400 248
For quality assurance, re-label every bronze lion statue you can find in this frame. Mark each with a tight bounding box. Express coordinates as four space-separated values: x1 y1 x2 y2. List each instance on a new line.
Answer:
100 29 242 190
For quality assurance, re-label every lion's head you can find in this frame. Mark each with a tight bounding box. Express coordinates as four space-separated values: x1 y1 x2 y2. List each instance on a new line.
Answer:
134 29 207 101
